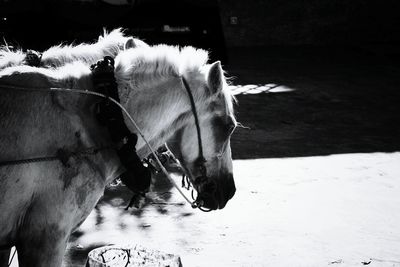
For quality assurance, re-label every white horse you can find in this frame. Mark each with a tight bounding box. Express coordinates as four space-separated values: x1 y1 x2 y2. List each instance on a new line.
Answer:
0 44 236 266
0 28 148 70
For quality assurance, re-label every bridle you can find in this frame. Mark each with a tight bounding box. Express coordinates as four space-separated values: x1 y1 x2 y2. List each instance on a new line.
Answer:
181 77 207 177
0 58 215 211
180 77 215 212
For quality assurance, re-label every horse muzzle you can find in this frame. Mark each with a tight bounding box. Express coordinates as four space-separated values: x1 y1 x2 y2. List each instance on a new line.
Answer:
194 173 236 210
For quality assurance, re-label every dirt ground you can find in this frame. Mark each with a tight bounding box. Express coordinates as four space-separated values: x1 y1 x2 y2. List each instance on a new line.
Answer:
10 46 400 266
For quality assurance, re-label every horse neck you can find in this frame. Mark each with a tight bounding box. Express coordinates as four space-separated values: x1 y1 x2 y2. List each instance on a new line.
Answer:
122 76 192 158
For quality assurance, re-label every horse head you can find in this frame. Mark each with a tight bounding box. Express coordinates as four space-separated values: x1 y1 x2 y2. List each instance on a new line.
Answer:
114 46 236 211
166 61 237 210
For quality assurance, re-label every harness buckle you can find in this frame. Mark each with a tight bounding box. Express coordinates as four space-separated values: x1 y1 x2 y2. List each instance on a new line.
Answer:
24 50 42 67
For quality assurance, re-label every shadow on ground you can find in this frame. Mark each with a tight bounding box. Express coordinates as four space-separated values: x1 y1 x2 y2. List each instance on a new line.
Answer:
227 46 400 159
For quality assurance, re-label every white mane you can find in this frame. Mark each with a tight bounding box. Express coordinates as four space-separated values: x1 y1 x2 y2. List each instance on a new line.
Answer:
0 28 135 70
1 44 210 91
41 28 129 67
0 47 26 70
115 45 209 99
114 44 235 114
1 43 234 119
115 44 209 79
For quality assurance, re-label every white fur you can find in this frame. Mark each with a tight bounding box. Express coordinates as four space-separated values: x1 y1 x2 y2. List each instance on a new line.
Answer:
41 28 129 67
0 47 26 69
0 28 147 70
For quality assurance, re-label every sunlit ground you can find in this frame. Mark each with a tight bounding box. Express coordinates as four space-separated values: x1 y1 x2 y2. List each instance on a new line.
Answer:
64 152 400 266
229 84 295 95
8 152 400 266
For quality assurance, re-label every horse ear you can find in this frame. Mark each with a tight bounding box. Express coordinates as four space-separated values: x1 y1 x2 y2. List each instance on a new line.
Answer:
207 61 223 94
124 37 136 50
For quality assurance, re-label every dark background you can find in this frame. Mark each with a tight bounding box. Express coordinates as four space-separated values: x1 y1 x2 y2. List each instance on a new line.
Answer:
0 0 227 62
1 0 399 63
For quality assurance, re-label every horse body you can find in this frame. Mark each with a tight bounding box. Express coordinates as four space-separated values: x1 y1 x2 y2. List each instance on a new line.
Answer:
0 64 124 266
0 44 236 266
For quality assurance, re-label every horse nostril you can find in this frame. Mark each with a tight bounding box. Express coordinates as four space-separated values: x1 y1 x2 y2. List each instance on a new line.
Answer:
194 175 235 210
196 193 218 210
203 180 217 193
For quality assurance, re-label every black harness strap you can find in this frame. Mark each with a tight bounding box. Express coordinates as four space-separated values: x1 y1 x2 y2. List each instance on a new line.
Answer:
91 56 131 142
24 50 42 67
0 147 112 168
0 154 59 168
91 57 151 208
